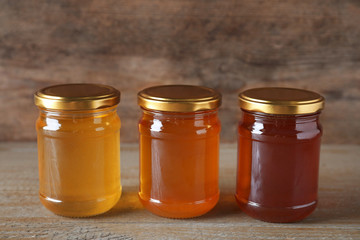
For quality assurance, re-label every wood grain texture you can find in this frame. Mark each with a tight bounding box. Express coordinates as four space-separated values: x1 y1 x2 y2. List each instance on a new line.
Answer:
0 0 360 143
0 143 359 239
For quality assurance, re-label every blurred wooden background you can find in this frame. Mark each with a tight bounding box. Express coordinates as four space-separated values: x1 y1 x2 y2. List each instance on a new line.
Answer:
0 0 359 143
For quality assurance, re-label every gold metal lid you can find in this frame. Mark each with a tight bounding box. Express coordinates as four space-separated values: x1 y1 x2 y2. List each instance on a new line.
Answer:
238 87 324 115
34 83 120 110
138 85 221 112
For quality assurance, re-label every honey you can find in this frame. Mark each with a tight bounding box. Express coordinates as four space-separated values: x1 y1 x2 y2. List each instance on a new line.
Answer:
34 84 121 217
137 85 221 218
236 87 325 222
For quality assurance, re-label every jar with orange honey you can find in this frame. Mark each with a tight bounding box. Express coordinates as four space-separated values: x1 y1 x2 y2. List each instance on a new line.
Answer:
137 85 221 218
34 84 121 217
236 87 325 222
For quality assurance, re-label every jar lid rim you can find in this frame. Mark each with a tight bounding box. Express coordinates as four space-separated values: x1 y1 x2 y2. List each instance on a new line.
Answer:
238 87 325 115
34 83 120 110
138 85 221 112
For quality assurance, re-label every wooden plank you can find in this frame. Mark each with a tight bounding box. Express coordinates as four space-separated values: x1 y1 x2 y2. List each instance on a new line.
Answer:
0 0 359 143
0 143 359 239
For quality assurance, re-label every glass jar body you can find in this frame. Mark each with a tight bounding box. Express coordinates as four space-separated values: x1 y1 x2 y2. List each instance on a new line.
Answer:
36 106 121 217
236 110 322 223
138 109 220 218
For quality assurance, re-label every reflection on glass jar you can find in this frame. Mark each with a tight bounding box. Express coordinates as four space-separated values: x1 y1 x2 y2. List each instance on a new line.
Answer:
236 87 325 223
34 84 121 217
137 85 221 218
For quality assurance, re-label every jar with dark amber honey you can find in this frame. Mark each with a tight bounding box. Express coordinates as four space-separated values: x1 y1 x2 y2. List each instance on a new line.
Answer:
34 84 121 217
236 87 325 223
137 85 221 218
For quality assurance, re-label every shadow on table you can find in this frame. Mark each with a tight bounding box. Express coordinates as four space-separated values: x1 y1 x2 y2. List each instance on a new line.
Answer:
95 186 144 218
95 188 243 219
94 185 359 223
198 191 243 219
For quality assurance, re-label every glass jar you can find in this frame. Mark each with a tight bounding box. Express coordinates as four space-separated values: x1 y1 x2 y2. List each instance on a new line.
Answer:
34 84 121 217
236 87 325 223
137 85 221 218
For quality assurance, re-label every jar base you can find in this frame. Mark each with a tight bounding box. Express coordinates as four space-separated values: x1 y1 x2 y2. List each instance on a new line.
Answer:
39 190 121 217
235 195 317 223
139 192 219 219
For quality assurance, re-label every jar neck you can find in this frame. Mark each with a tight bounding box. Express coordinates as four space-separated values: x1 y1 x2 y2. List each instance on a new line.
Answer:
241 109 321 127
141 108 218 119
38 105 118 119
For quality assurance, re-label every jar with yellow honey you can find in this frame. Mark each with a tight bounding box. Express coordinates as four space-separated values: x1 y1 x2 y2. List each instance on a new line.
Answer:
34 83 121 217
137 85 221 218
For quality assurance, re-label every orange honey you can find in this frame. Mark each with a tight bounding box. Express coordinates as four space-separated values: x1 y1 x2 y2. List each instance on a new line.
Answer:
137 85 221 218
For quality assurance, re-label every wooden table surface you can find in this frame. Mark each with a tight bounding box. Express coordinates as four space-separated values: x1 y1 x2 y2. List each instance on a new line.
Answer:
0 142 359 239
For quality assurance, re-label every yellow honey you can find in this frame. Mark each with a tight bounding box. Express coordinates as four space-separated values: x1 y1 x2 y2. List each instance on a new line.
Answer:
34 84 121 217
